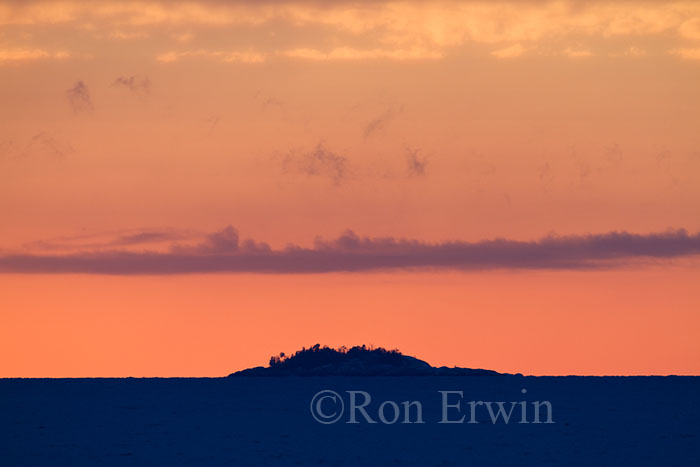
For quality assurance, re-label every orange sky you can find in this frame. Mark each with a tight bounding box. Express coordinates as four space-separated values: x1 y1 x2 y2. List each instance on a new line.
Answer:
1 1 699 376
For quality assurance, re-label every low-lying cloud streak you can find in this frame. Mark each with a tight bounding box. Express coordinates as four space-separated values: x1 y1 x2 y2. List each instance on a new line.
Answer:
1 227 699 275
22 228 196 251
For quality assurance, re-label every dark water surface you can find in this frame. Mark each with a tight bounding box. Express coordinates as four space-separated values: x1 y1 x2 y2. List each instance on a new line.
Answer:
1 376 698 466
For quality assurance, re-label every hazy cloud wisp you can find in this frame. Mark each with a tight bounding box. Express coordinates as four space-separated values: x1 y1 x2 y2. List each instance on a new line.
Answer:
66 80 93 113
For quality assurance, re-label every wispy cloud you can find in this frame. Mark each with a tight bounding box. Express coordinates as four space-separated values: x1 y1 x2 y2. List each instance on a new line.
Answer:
669 47 700 60
2 227 699 274
562 47 593 58
491 43 526 58
363 106 401 139
0 47 69 64
405 148 427 176
0 47 49 62
109 30 149 40
0 132 73 163
156 49 265 63
282 142 349 185
23 228 196 252
66 80 93 113
679 17 700 40
112 75 151 94
282 47 442 61
25 132 73 159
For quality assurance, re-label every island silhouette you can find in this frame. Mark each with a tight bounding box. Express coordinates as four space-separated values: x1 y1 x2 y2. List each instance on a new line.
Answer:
229 344 504 377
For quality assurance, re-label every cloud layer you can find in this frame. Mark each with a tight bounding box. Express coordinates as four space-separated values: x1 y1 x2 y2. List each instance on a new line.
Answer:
1 227 699 274
2 1 700 64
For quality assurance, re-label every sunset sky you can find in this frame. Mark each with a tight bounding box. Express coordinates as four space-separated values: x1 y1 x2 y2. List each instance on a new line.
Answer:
1 0 699 377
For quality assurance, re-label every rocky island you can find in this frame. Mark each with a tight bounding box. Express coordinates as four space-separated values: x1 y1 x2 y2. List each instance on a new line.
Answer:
228 344 504 377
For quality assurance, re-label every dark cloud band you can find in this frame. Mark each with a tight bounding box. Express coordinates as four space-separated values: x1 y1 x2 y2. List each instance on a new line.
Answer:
1 227 699 274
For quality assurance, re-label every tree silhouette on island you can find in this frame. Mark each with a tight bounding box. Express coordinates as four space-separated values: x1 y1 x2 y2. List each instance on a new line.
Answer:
229 344 504 377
